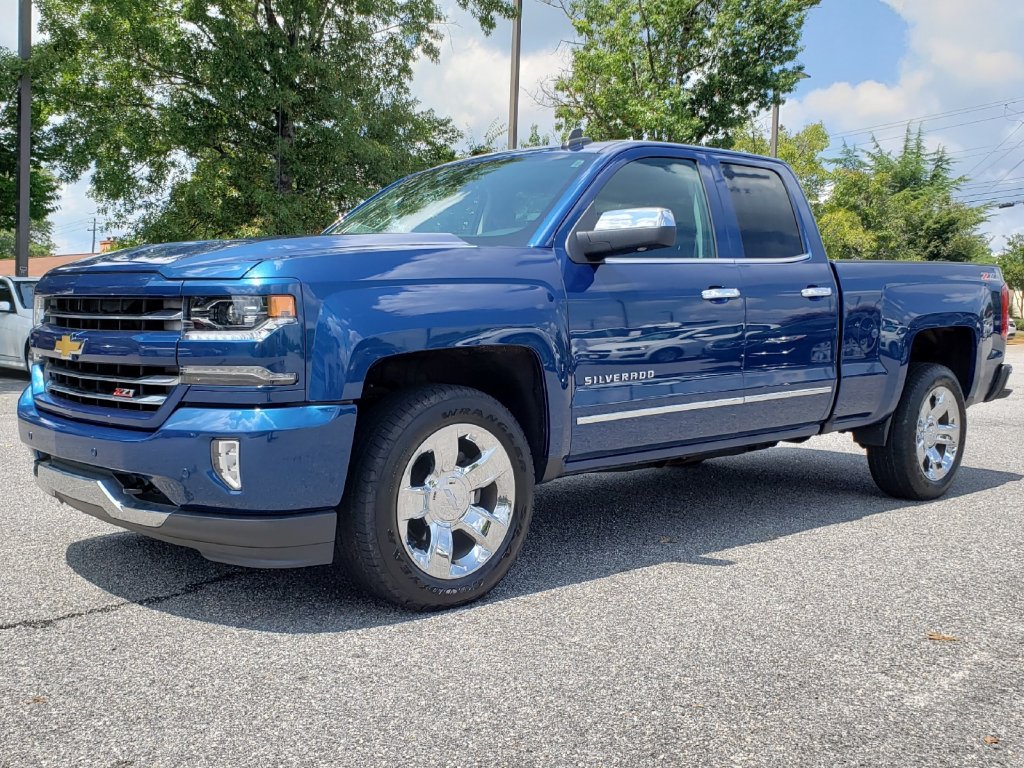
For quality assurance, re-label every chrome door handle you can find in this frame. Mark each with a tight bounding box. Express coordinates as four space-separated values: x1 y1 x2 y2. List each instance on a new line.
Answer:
801 286 833 298
701 287 741 301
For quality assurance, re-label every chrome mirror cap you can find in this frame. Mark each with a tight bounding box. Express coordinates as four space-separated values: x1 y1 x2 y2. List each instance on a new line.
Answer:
594 207 676 231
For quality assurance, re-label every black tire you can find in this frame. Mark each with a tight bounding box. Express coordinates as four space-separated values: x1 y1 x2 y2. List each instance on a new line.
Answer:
867 363 966 500
336 384 535 610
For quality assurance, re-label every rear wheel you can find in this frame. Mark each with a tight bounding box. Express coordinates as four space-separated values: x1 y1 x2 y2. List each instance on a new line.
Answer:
867 363 966 500
336 384 534 609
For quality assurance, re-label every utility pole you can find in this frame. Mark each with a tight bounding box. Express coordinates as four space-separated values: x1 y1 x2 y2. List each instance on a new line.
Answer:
14 0 32 277
507 0 522 150
770 72 810 159
769 98 780 158
88 218 98 253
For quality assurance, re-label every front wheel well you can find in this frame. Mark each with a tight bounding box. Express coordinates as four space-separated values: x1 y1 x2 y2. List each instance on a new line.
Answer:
907 327 975 396
359 346 549 482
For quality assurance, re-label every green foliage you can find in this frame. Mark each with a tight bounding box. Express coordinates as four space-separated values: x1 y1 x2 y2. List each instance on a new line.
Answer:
731 120 830 207
465 120 508 157
521 124 552 148
0 51 61 233
549 0 818 144
0 219 55 258
1001 234 1024 317
820 129 990 263
20 0 515 243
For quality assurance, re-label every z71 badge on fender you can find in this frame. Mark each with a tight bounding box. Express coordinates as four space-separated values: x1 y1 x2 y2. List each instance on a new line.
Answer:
583 370 655 386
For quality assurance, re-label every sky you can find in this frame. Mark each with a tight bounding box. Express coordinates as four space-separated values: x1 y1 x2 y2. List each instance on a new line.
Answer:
2 0 1024 254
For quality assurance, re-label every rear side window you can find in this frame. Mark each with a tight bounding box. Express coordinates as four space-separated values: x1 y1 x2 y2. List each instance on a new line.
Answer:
722 163 804 259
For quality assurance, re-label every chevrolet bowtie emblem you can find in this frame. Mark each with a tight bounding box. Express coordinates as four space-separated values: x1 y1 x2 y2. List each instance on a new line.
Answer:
54 335 84 360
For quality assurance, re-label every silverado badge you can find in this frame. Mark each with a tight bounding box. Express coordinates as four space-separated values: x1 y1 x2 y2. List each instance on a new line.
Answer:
53 335 84 360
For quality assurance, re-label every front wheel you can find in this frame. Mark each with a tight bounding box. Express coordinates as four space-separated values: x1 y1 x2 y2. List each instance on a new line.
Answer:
867 363 966 500
336 384 534 609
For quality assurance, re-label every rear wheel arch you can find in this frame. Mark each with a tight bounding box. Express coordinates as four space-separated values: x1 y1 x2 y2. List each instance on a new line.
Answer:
906 326 976 396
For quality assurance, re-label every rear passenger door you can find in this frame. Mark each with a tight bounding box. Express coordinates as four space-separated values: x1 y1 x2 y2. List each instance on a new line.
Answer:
716 160 838 432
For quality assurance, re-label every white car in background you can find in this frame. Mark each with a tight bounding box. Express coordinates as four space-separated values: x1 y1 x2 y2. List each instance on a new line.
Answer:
1009 317 1017 339
0 276 39 372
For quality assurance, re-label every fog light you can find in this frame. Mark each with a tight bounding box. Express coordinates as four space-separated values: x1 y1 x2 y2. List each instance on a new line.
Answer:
212 439 242 490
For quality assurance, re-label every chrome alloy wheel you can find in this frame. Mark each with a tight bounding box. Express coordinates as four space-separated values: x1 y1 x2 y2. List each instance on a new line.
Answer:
915 385 960 482
396 423 515 580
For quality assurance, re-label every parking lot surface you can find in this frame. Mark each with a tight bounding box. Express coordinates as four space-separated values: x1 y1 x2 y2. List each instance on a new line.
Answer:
2 346 1022 767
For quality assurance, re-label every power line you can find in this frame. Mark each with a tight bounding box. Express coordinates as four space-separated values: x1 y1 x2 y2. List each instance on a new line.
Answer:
830 95 1024 139
964 121 1024 177
834 112 1022 150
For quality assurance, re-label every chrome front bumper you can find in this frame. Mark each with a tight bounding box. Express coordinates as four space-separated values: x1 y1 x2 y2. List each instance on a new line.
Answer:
33 459 337 569
36 460 173 528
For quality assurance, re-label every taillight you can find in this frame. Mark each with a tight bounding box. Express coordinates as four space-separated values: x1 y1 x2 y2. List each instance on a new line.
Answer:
1001 283 1010 339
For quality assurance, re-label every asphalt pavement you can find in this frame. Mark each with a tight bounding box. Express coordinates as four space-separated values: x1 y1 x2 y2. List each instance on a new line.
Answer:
2 347 1022 767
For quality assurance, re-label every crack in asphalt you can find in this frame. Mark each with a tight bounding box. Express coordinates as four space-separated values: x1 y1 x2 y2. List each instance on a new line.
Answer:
0 570 249 631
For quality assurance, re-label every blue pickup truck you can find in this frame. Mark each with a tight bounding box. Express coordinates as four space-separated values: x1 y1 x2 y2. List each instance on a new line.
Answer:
18 140 1014 608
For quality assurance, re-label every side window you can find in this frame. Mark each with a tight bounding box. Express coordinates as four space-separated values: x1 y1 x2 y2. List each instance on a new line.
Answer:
0 282 13 309
580 158 716 259
721 163 804 259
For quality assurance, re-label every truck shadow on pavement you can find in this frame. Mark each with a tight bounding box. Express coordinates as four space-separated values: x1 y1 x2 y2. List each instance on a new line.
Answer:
65 446 1022 634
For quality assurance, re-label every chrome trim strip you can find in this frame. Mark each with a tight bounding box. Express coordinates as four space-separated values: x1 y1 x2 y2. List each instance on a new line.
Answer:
46 363 179 387
46 382 168 406
46 310 183 321
603 253 811 266
180 365 298 386
743 386 833 403
577 396 744 425
35 461 173 528
576 385 833 425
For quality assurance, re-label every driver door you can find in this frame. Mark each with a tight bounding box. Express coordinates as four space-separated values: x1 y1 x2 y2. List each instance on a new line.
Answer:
560 150 747 461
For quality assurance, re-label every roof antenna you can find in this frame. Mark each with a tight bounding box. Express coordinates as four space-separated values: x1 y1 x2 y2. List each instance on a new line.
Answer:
562 128 592 151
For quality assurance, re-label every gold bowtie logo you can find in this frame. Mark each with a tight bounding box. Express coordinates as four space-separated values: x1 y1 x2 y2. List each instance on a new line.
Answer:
54 335 84 360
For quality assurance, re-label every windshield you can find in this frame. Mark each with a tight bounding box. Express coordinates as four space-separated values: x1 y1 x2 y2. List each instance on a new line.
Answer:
15 281 37 308
329 152 598 246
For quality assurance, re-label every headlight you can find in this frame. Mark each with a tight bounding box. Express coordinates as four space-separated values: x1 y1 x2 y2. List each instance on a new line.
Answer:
33 295 46 327
184 294 297 341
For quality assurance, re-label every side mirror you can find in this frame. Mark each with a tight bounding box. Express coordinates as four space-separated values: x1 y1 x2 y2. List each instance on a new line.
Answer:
0 301 12 313
576 207 677 258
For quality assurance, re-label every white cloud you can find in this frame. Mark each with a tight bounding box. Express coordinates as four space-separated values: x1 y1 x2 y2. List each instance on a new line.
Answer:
787 0 1024 250
412 31 567 147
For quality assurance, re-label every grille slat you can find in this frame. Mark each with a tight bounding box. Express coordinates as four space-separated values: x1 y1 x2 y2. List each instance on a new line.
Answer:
44 296 183 332
44 357 178 413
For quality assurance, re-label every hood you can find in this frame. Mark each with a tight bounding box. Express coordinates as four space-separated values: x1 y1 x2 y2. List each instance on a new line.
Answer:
47 234 472 280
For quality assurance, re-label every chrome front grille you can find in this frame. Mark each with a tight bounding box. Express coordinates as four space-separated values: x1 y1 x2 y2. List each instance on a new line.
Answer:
43 296 183 332
44 359 179 412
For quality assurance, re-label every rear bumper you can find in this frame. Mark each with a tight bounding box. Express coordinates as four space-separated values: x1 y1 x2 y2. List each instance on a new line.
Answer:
34 459 335 567
984 363 1013 402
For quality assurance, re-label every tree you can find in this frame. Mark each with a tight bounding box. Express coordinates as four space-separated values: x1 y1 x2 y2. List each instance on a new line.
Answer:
1001 234 1024 317
0 51 61 240
521 124 553 148
0 220 55 259
819 128 990 262
731 120 830 207
19 0 514 243
547 0 819 145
